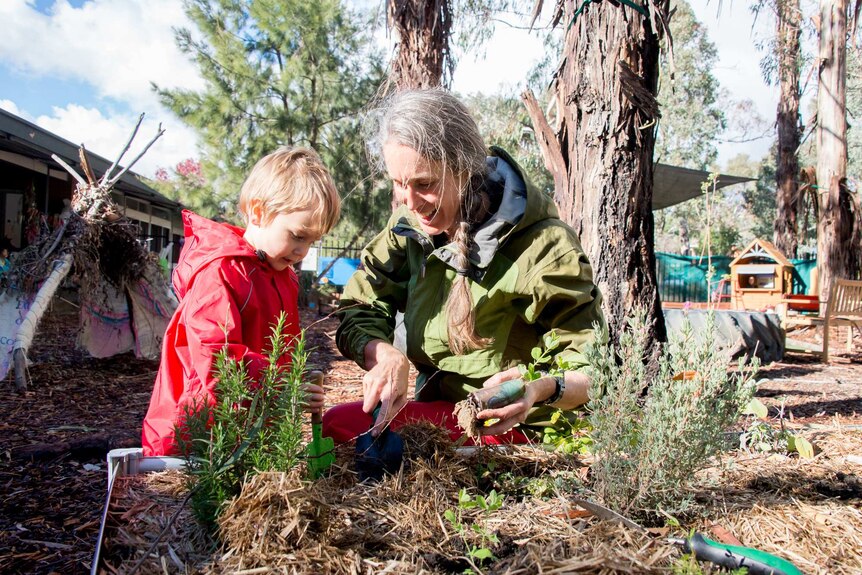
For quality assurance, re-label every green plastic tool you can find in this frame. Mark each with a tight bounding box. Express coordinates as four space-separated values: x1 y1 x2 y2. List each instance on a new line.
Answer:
305 371 335 479
669 532 803 575
570 495 803 575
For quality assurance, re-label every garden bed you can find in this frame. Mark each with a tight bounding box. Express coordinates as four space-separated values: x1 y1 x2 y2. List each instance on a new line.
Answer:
96 424 862 574
1 305 860 574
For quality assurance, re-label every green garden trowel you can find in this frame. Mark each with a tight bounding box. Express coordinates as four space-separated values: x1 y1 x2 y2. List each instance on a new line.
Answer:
305 371 335 479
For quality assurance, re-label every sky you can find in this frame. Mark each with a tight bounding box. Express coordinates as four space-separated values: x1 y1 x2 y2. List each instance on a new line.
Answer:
0 0 789 179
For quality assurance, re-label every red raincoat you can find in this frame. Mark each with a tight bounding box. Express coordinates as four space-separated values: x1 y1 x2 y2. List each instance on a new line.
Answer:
142 211 300 456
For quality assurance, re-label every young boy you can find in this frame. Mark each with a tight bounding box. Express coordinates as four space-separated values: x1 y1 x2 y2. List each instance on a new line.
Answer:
142 147 341 456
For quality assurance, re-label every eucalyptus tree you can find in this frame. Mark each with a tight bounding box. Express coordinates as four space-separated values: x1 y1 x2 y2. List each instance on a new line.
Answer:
774 0 803 258
387 0 454 88
815 0 860 301
155 0 389 240
849 46 862 180
751 0 804 258
521 0 671 347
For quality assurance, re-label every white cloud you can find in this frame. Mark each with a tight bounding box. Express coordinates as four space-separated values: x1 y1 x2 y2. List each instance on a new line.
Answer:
0 0 203 177
33 104 199 178
0 100 22 116
0 0 203 111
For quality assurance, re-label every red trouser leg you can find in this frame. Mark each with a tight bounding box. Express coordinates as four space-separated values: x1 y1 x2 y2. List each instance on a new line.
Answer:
321 400 530 446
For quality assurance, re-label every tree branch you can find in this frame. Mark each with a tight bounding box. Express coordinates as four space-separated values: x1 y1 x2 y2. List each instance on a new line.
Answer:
521 89 567 196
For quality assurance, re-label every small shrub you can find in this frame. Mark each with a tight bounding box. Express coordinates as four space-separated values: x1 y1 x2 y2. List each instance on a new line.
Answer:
585 307 758 519
176 313 309 530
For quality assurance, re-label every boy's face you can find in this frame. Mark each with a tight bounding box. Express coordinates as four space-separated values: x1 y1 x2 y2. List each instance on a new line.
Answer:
247 207 323 272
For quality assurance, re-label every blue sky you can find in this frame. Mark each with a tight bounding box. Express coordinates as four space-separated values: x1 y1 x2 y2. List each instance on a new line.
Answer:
0 0 789 179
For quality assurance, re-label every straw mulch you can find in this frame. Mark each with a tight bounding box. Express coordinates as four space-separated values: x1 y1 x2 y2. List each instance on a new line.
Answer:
691 425 862 575
100 423 862 574
99 471 213 574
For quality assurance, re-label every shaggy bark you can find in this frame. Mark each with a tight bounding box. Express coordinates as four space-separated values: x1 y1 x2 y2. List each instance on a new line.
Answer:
387 0 453 89
816 0 859 305
523 0 668 347
774 0 802 259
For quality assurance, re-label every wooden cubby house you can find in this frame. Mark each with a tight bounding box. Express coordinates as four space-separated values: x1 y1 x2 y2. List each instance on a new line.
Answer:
729 239 795 311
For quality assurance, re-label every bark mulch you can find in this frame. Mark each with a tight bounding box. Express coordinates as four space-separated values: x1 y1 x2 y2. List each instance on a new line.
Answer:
0 300 859 574
0 302 361 574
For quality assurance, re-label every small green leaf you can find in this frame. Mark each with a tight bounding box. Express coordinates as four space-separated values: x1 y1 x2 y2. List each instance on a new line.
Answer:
742 398 768 419
444 509 457 524
550 410 562 424
470 548 494 561
794 435 814 459
531 347 543 361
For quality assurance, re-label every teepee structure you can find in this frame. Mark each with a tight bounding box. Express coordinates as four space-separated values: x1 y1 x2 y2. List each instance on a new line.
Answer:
1 115 177 391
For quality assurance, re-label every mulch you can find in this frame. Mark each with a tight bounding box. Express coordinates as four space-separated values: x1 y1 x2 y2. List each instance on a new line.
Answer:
0 300 859 574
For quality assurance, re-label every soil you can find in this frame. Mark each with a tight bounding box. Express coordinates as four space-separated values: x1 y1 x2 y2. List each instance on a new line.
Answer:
0 302 859 574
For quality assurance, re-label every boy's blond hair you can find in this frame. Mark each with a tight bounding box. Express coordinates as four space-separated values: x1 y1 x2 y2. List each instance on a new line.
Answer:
238 146 340 233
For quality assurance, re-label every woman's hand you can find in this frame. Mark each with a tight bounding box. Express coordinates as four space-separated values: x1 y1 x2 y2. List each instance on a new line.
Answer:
362 340 410 435
475 368 555 437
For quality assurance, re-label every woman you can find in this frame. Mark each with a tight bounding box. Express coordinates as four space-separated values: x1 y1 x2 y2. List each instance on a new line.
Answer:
324 89 605 444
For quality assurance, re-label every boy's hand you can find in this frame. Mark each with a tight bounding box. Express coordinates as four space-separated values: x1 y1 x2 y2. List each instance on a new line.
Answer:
303 371 325 414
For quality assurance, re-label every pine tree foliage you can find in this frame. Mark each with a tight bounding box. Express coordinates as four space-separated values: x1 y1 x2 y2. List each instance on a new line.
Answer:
585 308 758 519
176 314 310 530
156 0 390 238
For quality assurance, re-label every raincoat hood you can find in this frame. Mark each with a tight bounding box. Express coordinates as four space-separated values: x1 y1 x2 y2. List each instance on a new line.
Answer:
173 210 260 299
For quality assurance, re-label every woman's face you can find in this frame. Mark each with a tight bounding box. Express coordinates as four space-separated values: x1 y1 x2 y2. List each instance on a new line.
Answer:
383 142 462 237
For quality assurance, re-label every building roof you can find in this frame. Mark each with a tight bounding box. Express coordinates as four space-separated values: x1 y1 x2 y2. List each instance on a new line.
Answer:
729 238 794 268
653 163 754 210
0 107 180 208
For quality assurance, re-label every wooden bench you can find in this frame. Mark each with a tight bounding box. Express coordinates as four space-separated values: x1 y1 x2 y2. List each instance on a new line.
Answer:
784 278 862 362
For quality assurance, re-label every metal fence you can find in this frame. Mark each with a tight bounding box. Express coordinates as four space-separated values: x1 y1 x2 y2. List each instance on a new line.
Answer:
316 238 364 261
655 253 732 303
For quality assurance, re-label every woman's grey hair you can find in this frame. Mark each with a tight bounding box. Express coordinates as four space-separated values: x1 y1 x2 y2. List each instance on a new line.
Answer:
365 88 488 181
365 88 494 355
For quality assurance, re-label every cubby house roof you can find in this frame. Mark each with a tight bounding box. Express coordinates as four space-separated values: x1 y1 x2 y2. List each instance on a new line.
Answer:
729 238 794 269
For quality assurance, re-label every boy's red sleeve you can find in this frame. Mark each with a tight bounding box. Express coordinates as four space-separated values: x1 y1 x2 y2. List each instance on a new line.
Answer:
181 263 270 405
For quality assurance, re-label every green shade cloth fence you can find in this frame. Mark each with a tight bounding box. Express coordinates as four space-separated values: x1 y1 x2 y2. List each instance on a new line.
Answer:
656 252 817 303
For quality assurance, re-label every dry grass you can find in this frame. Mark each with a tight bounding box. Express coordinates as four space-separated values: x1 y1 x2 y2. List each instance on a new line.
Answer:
98 424 862 574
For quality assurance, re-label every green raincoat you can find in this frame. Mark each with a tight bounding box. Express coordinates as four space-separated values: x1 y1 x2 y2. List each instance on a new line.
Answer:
336 148 605 430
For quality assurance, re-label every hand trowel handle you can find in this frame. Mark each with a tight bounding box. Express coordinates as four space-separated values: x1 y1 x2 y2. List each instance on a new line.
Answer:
308 370 325 428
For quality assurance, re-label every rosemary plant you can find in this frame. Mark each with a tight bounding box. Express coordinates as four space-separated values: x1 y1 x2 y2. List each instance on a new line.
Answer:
176 313 309 529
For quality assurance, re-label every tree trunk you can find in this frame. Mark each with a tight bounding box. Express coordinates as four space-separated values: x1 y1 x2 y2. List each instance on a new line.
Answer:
816 0 858 307
525 0 668 347
774 0 802 259
387 0 453 89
